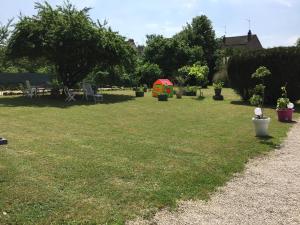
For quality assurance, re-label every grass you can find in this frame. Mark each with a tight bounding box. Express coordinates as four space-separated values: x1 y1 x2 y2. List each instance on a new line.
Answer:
0 88 298 225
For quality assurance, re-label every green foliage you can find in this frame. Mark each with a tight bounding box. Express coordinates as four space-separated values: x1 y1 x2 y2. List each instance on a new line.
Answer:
183 86 198 96
213 81 224 90
276 86 291 109
250 94 263 107
0 73 51 90
0 19 12 46
143 35 200 77
249 66 270 118
188 64 209 87
228 47 300 104
7 1 136 87
251 66 271 79
175 15 218 80
277 97 290 110
136 62 162 86
177 65 190 78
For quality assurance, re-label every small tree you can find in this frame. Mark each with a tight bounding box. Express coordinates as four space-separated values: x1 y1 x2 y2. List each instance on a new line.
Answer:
250 66 271 118
136 62 162 87
7 1 136 88
188 64 209 96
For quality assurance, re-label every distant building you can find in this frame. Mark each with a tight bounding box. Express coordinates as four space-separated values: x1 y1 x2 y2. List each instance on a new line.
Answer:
127 38 145 55
222 30 263 50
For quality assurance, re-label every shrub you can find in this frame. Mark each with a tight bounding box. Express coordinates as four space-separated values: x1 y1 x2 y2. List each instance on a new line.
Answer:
276 86 293 110
228 47 300 104
213 81 224 90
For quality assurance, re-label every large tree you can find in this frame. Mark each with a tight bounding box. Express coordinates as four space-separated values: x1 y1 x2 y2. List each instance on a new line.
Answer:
175 15 218 80
6 1 136 87
143 34 203 78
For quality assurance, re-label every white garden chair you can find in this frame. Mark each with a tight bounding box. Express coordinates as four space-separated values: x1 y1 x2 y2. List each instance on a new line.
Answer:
63 86 76 102
82 83 103 103
25 80 37 98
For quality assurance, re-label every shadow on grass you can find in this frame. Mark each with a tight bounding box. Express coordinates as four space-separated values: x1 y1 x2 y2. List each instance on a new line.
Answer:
0 93 136 108
256 136 280 149
231 100 300 113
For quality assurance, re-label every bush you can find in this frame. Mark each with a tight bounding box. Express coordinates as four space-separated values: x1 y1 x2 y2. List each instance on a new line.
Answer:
228 47 300 104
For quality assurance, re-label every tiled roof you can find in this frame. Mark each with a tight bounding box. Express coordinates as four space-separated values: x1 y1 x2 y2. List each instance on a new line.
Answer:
223 34 263 50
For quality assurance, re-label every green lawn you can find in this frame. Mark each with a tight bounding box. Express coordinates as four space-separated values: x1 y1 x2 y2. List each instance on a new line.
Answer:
0 88 298 225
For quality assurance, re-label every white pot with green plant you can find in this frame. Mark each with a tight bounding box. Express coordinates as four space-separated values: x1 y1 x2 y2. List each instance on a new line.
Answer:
250 66 271 137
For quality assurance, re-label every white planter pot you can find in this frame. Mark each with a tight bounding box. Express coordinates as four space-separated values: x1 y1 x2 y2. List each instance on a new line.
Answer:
252 117 271 137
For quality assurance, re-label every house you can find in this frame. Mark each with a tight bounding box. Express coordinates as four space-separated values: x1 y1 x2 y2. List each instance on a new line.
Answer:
222 30 263 50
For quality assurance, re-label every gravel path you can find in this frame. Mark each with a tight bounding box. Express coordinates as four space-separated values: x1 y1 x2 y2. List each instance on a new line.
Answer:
128 120 300 225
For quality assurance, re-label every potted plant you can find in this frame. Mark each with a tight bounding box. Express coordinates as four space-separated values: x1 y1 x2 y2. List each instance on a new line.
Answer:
158 93 168 101
250 66 271 137
184 86 197 96
135 87 144 97
213 81 224 100
187 64 209 97
276 85 295 122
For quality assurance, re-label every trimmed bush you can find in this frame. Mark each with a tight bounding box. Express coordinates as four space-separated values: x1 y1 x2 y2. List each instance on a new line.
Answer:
228 47 300 104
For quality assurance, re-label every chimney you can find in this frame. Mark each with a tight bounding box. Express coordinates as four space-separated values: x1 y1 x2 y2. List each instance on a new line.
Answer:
248 30 252 42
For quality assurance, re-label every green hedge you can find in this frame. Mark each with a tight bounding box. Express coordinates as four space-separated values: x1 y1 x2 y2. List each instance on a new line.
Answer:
0 73 51 90
228 47 300 104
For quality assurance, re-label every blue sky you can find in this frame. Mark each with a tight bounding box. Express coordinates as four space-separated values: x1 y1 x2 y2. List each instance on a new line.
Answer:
0 0 299 48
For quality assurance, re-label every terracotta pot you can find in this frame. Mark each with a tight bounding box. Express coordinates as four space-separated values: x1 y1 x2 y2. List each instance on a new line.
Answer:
277 108 294 122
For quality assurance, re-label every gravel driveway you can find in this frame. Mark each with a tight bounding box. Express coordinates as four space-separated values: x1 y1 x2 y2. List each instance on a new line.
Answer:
128 120 300 225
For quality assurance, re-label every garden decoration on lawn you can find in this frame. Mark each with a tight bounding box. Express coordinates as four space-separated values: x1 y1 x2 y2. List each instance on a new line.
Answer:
135 87 144 97
250 66 271 137
152 79 174 98
213 81 224 100
276 85 295 122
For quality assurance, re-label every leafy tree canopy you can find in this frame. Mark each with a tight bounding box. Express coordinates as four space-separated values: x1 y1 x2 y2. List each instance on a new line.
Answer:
7 1 137 87
143 34 203 78
175 15 218 78
136 62 162 87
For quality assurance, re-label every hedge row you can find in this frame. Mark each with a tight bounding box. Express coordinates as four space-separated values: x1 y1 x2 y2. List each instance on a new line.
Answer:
228 47 300 104
0 73 51 90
